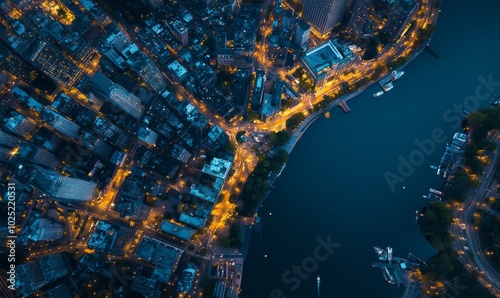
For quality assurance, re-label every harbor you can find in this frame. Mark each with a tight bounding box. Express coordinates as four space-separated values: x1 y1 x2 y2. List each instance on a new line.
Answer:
436 132 467 177
372 247 425 296
374 70 405 97
242 0 500 294
422 187 443 202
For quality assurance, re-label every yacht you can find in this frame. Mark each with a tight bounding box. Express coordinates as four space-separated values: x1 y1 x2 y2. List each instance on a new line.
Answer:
373 91 384 98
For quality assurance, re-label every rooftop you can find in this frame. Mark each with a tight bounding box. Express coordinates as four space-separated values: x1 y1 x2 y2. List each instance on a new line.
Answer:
202 158 232 180
179 213 206 228
301 40 355 78
168 60 188 79
160 220 195 240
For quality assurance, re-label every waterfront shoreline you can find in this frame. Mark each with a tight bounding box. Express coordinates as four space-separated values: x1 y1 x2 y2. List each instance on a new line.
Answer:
283 42 429 156
240 31 434 298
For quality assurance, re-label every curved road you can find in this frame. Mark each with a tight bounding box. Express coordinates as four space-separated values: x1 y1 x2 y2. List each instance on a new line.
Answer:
451 131 500 297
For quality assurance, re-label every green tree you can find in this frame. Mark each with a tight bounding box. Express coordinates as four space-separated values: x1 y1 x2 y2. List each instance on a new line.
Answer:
286 113 306 130
467 111 487 130
275 130 292 146
420 202 453 250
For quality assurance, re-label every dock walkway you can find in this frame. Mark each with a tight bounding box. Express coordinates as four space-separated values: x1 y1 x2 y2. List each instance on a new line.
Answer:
339 101 351 113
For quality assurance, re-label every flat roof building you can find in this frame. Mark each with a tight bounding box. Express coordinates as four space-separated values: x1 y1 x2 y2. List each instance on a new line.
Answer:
160 220 195 240
135 237 183 283
41 108 81 139
202 158 232 180
25 40 82 86
27 218 64 242
30 168 97 201
179 213 207 228
301 40 355 86
168 60 188 81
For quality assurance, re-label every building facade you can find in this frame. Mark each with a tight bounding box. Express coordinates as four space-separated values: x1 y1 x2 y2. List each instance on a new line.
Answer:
346 0 374 38
295 20 311 48
302 0 349 35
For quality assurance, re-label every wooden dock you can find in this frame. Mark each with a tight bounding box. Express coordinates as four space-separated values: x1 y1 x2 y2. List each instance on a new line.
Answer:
339 101 351 113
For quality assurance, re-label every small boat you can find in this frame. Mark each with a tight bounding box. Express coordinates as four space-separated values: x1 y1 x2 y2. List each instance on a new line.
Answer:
430 165 438 170
374 246 384 255
382 267 395 284
382 82 394 92
373 91 384 98
392 70 405 81
429 188 443 196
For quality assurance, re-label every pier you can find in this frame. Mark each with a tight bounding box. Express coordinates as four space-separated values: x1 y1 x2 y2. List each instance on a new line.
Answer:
339 101 351 113
378 73 393 89
372 247 423 288
407 252 426 265
425 45 440 58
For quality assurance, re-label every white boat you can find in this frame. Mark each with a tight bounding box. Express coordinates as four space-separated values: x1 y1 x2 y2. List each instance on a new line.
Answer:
373 91 384 98
392 70 405 81
382 82 393 92
429 188 443 196
374 246 384 255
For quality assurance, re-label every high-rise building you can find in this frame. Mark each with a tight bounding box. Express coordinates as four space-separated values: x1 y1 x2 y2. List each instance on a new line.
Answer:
90 72 144 119
24 40 83 87
170 20 188 46
28 167 98 201
251 70 266 111
302 0 349 36
295 20 311 48
346 0 374 38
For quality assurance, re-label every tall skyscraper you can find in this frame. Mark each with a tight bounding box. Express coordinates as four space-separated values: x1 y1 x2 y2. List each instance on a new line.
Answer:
295 20 311 48
302 0 349 35
90 72 144 119
170 20 189 46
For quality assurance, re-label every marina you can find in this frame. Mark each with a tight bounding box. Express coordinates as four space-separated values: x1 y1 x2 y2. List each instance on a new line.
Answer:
436 132 467 177
377 70 405 93
422 187 444 202
372 247 422 286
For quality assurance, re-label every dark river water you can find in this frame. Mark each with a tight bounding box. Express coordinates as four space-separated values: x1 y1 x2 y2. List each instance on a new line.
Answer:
241 0 500 297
